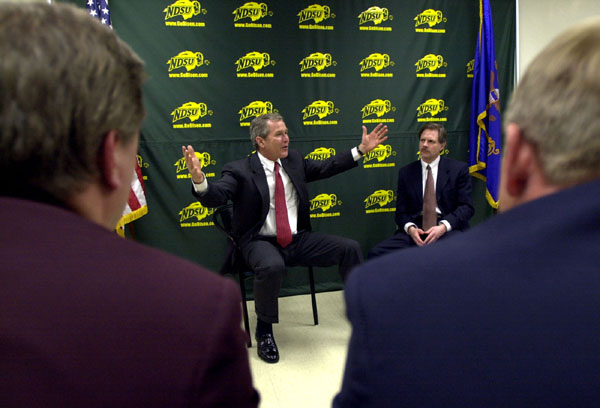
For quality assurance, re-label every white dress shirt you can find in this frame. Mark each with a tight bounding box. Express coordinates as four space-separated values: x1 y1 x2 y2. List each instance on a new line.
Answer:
255 152 299 236
403 155 452 233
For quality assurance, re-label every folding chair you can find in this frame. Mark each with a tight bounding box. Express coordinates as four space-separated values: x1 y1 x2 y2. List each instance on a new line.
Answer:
212 203 318 347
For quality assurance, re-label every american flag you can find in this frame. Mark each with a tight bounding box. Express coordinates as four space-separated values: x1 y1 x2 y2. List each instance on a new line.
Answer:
86 0 111 27
115 156 148 237
85 0 148 236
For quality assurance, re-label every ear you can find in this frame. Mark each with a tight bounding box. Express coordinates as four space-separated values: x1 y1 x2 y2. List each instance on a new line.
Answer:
98 130 122 190
503 123 537 197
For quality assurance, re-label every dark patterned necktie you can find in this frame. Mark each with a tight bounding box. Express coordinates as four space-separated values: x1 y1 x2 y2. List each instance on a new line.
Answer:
422 165 437 230
274 162 292 247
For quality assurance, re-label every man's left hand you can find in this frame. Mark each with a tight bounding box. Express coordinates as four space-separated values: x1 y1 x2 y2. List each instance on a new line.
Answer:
422 224 447 245
358 123 389 154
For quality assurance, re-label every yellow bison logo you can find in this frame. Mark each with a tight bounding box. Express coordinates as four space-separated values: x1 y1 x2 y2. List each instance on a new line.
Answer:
364 190 395 209
310 193 338 212
179 202 215 222
358 6 390 25
233 2 269 22
305 147 336 160
164 0 202 20
414 9 445 27
298 4 332 24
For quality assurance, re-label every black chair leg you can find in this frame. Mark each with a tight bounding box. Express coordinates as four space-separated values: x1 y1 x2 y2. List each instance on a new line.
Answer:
239 265 318 347
308 266 319 325
238 271 252 348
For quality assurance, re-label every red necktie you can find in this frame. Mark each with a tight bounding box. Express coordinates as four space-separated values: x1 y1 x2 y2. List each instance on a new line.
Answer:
274 162 292 247
422 165 437 230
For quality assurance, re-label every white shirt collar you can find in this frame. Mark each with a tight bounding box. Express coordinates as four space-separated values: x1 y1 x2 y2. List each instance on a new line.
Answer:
257 151 281 171
421 155 441 171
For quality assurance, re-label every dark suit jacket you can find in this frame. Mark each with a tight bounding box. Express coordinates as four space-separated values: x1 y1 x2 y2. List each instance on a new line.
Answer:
395 156 474 231
194 149 357 248
0 197 258 408
334 179 600 407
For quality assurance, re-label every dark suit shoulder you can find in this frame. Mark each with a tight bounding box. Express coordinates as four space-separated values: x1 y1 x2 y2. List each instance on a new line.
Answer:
400 159 421 169
223 154 254 171
398 160 421 175
439 156 469 170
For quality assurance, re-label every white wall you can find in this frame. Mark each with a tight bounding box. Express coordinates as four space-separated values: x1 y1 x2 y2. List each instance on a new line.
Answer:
518 0 600 78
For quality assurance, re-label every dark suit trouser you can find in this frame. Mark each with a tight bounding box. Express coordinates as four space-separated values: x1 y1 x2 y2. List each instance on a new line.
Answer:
368 228 463 259
241 231 363 324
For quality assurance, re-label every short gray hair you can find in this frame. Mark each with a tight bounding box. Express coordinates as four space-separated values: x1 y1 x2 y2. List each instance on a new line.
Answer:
0 2 145 200
250 113 283 148
504 17 600 186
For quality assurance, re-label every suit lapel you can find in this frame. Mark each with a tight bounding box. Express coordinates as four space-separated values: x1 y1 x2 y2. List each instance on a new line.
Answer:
250 153 270 213
281 154 305 201
436 157 449 201
411 161 423 208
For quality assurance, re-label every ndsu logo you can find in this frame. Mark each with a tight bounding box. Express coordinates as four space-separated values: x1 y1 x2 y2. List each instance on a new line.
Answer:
164 0 204 21
414 9 445 27
310 193 342 218
417 99 448 117
235 51 274 72
179 202 215 227
179 202 214 222
171 102 209 123
360 53 393 72
415 54 446 72
299 52 334 72
167 51 207 72
361 99 395 119
174 151 215 174
417 99 449 122
302 100 338 120
363 144 395 164
239 101 276 122
297 4 334 24
310 193 339 212
364 189 395 209
305 147 336 160
414 9 446 33
358 6 391 25
233 2 270 22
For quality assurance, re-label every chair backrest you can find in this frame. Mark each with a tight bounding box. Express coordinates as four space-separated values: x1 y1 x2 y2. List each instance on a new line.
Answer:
212 203 242 275
212 203 236 245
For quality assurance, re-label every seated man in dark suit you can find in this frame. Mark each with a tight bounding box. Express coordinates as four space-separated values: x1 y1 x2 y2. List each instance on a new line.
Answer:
368 123 474 259
182 113 388 363
334 17 600 407
0 3 257 407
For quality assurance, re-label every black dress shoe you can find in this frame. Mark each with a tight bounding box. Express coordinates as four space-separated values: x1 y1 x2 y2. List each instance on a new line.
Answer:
255 333 279 363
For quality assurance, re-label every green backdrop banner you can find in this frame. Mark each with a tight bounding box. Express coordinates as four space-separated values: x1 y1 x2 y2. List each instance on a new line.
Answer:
64 0 515 295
